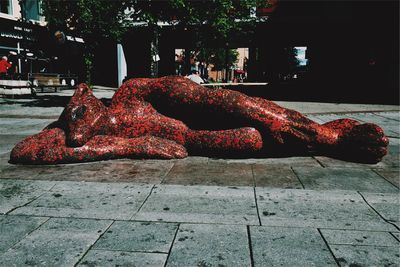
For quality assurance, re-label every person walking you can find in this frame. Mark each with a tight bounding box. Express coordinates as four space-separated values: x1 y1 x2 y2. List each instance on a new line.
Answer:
0 56 12 77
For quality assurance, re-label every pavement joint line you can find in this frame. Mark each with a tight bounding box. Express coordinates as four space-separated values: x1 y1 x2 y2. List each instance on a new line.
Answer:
252 187 262 226
0 114 59 119
250 164 256 188
357 191 400 231
4 183 55 215
73 220 115 267
250 164 263 227
304 110 400 116
2 216 51 255
91 248 169 254
319 228 399 234
2 213 261 226
324 243 399 248
389 232 400 242
250 164 262 226
246 225 255 267
347 115 368 123
373 112 400 122
317 228 341 267
163 223 181 267
159 161 176 184
290 166 305 189
312 156 326 168
370 169 399 189
132 184 157 220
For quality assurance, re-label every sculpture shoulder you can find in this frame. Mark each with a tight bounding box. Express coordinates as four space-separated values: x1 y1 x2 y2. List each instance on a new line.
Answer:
119 76 188 92
111 76 188 105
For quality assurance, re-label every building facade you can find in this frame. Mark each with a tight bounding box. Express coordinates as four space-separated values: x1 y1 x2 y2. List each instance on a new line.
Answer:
0 0 85 81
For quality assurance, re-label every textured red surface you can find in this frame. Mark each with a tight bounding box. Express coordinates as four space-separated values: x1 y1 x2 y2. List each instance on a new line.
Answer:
10 76 388 164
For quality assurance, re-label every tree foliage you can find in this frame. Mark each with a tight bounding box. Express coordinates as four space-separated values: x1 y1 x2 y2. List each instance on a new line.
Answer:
41 0 274 81
129 0 272 44
41 0 132 83
42 0 131 40
197 48 239 71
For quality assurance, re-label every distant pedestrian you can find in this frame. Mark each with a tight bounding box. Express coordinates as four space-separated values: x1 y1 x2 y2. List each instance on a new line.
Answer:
0 56 12 76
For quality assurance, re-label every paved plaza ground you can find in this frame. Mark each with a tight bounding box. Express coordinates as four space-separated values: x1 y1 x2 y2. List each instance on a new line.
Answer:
0 89 399 266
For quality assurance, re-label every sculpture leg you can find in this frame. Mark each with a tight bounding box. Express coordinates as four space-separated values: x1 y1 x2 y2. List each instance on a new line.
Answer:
185 127 263 154
236 97 388 161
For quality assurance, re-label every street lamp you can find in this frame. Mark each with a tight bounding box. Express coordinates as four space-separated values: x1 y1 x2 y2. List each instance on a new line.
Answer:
18 0 26 74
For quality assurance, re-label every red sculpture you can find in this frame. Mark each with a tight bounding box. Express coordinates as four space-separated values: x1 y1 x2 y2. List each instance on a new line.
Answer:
10 76 388 164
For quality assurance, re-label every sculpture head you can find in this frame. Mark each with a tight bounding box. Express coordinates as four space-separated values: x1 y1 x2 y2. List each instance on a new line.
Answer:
62 83 108 147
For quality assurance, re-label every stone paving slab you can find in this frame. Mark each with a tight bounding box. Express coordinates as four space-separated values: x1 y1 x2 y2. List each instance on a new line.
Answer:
256 188 396 231
166 223 251 267
0 118 53 135
0 98 64 118
223 156 321 167
26 160 174 183
379 138 400 169
331 245 400 267
313 156 381 169
163 160 254 186
391 232 400 241
0 217 112 266
306 114 348 124
0 165 45 180
320 229 398 247
372 168 400 188
96 160 175 183
34 163 106 182
252 164 303 189
10 181 153 220
278 102 399 115
93 221 178 253
0 152 10 170
179 156 210 163
359 192 399 227
250 226 336 266
293 167 398 192
374 112 400 121
348 113 400 137
135 185 259 225
78 250 167 267
0 215 48 253
0 134 27 155
0 179 56 214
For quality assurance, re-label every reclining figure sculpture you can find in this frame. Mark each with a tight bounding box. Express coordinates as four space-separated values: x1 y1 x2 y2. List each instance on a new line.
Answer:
10 76 388 164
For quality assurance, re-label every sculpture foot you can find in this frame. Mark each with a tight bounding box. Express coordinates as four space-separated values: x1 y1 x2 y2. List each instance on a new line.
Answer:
322 118 360 134
333 123 389 163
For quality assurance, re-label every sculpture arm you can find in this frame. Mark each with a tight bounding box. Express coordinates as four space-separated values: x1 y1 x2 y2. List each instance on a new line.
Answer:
10 128 187 164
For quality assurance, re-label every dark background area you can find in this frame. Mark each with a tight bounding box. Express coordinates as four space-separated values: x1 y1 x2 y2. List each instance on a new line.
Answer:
1 1 397 104
118 0 398 104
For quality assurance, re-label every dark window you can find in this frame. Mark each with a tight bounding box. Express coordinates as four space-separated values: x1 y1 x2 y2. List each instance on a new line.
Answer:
25 0 40 21
0 0 12 14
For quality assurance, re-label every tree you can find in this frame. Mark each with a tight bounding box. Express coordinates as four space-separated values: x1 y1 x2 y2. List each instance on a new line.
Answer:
129 0 273 76
41 0 132 84
42 0 275 81
197 48 238 71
